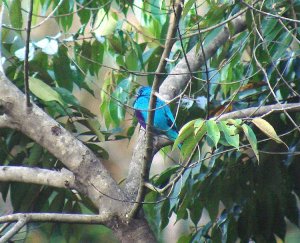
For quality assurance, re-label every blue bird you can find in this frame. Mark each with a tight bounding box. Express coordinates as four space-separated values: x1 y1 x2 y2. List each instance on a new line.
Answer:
133 86 179 143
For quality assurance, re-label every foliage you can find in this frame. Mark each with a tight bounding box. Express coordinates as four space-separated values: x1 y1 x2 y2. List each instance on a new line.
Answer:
1 0 300 242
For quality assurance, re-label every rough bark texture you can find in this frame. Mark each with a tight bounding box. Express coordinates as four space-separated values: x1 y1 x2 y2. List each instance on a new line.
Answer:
113 218 156 243
0 72 157 242
0 73 127 216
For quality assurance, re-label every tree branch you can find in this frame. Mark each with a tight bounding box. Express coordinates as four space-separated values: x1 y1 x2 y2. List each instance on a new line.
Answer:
0 213 108 225
124 0 183 215
159 15 247 100
218 103 300 120
4 74 131 217
23 0 33 107
0 166 75 189
0 74 128 219
0 114 15 129
0 217 27 243
0 4 129 217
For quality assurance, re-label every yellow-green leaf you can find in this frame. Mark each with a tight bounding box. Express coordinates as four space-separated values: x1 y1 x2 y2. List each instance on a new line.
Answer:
29 77 64 105
194 118 204 135
172 120 195 150
226 118 242 127
181 125 206 161
252 118 287 146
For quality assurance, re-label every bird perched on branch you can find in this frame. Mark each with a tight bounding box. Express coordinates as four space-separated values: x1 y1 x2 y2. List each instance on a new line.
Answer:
133 86 179 143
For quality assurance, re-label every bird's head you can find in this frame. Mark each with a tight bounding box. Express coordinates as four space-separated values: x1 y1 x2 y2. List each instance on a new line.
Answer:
137 86 152 97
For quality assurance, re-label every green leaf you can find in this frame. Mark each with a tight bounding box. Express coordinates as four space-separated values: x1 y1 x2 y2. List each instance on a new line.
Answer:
192 221 213 242
10 183 32 211
49 191 66 212
160 199 170 230
109 78 131 126
270 31 293 60
146 46 163 84
227 119 242 126
85 143 109 159
54 87 80 106
154 165 180 186
56 0 74 31
91 41 104 75
206 120 220 148
125 50 139 71
40 0 52 15
26 143 43 166
86 118 105 142
261 18 281 42
53 46 73 90
190 197 203 226
218 121 239 149
9 0 23 29
242 124 259 161
100 97 112 129
182 0 196 20
93 9 118 36
29 77 65 105
173 120 195 150
178 234 193 243
181 123 206 161
194 118 205 135
220 64 232 96
252 118 287 146
77 5 91 25
31 0 40 25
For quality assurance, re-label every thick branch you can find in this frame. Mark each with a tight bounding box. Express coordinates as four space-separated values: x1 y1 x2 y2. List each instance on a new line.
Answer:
0 213 155 243
0 74 128 219
0 166 75 189
0 114 16 129
159 15 247 100
124 132 147 197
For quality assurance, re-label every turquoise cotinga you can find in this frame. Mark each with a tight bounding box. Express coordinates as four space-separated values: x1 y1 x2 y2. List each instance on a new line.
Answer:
133 86 179 143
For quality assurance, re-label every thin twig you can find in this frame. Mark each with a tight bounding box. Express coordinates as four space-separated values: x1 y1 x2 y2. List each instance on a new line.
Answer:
194 2 210 119
3 0 64 31
242 0 300 24
24 0 33 107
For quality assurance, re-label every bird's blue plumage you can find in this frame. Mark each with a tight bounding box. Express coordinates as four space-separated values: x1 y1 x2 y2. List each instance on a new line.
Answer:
133 86 179 143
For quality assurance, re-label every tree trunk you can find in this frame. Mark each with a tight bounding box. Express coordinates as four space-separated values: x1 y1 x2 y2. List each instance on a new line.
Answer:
113 218 156 243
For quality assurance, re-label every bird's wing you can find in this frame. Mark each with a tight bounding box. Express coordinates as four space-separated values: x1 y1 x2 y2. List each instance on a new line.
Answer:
155 99 179 141
133 96 149 129
162 103 178 132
